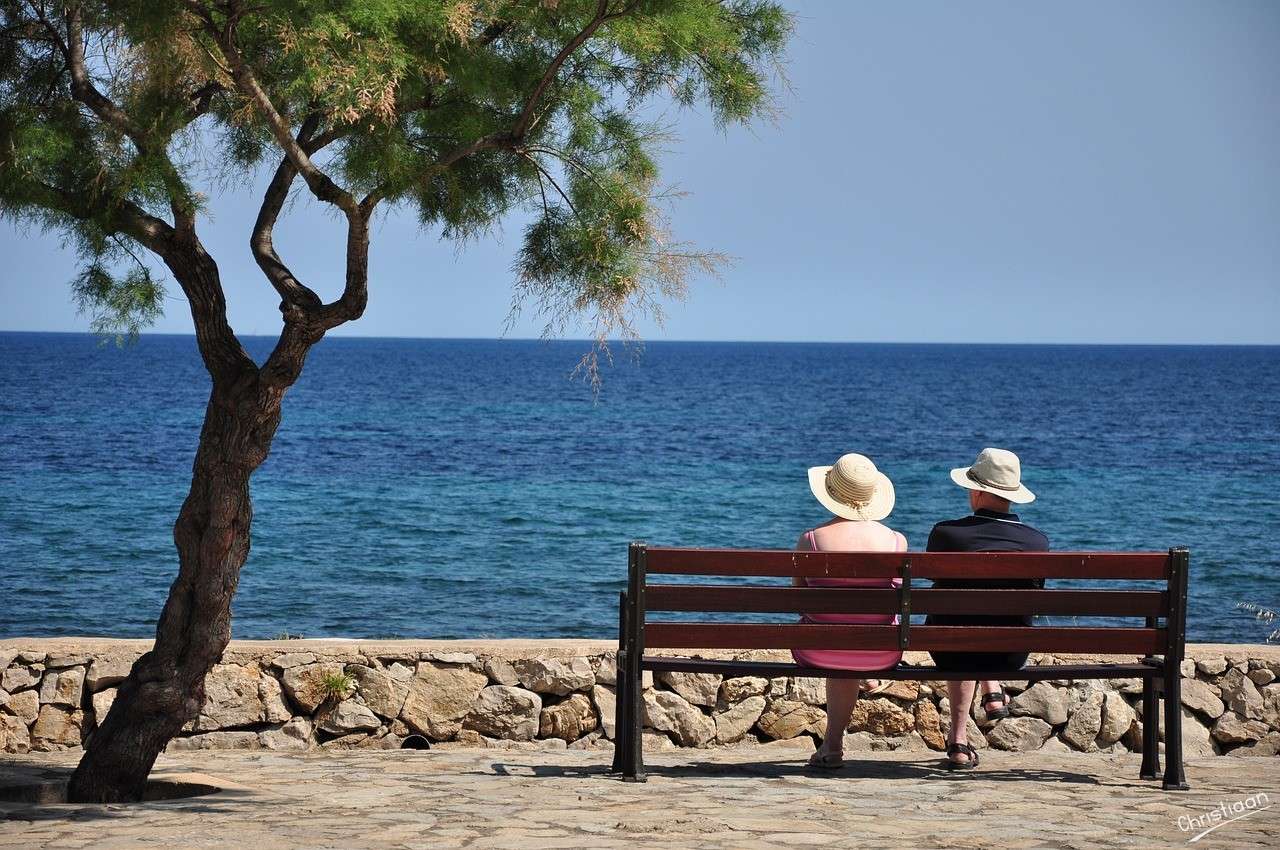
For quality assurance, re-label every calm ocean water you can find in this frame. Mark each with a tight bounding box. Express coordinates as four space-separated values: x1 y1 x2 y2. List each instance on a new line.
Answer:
1 333 1277 644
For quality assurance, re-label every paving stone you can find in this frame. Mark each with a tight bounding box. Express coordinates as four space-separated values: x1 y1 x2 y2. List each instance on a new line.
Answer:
2 745 1277 849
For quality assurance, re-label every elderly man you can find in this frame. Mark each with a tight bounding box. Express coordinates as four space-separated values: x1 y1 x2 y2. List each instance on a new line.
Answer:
927 448 1048 770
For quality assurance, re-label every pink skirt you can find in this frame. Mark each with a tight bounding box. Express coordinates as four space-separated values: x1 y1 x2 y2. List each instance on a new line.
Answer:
791 577 903 672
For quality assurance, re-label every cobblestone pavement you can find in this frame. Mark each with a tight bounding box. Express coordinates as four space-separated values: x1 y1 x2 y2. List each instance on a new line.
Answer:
2 744 1276 849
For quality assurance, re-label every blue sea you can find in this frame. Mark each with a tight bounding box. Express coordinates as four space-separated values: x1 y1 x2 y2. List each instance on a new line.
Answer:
1 333 1277 644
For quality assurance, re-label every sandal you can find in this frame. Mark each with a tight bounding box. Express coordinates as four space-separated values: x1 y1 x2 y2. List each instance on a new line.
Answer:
862 679 891 696
981 689 1010 720
945 742 979 771
807 747 845 771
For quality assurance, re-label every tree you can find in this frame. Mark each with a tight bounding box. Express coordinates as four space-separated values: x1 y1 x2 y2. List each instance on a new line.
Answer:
0 0 790 801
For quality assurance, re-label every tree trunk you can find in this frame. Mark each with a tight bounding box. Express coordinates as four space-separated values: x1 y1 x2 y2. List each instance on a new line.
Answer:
67 246 291 802
66 375 281 802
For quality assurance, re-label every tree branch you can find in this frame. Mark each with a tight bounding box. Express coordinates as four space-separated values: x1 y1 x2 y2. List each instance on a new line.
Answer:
425 1 642 175
63 4 197 233
251 114 327 315
509 0 613 141
186 0 358 216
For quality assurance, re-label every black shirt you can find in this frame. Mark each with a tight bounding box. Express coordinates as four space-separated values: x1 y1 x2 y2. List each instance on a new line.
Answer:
926 508 1050 625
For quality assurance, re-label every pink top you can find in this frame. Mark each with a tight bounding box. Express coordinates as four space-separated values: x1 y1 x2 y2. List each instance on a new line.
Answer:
791 520 906 672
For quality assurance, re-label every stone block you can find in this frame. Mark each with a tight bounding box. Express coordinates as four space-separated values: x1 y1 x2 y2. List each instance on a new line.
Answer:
988 717 1053 751
38 667 85 708
643 690 716 746
257 717 313 751
713 695 765 744
849 697 913 738
914 700 945 750
31 705 83 749
346 664 410 720
317 698 381 735
1097 692 1136 748
1062 690 1103 751
1 713 31 754
592 654 617 686
464 685 541 741
1211 713 1270 746
3 688 40 725
282 662 346 714
591 685 616 739
85 658 133 692
168 731 259 751
513 657 594 696
539 693 597 741
786 677 826 706
1219 668 1264 721
1180 678 1226 720
483 656 519 686
90 688 116 726
1010 681 1068 725
399 662 488 740
755 698 824 741
270 652 317 670
1196 656 1228 677
194 664 271 731
720 676 769 703
657 671 722 707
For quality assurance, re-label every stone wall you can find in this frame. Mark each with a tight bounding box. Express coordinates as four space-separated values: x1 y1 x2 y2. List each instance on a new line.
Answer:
2 639 1278 758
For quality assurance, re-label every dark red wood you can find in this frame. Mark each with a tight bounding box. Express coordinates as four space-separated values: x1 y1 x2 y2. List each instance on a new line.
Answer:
645 585 1168 617
644 623 1164 654
643 548 1170 580
640 656 1164 681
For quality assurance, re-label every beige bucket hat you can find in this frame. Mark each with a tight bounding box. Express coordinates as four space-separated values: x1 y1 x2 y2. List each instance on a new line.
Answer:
950 447 1035 504
807 453 896 522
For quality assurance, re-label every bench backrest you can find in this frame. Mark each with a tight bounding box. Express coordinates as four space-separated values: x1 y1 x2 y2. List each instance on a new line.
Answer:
620 543 1189 659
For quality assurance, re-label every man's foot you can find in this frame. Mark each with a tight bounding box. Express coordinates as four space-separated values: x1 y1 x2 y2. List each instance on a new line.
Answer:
981 689 1010 720
861 679 890 696
945 741 979 770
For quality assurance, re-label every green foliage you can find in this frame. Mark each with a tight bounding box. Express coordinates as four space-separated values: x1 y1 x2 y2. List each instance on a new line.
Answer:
72 261 166 344
1 0 792 348
319 670 356 700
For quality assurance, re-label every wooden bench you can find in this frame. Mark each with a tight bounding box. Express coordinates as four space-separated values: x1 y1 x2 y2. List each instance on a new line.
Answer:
609 542 1191 790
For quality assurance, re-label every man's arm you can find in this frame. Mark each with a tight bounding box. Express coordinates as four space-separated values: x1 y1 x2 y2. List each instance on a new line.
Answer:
925 524 951 553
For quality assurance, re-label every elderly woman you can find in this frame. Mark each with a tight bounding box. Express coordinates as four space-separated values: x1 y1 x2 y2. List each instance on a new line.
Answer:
794 453 906 769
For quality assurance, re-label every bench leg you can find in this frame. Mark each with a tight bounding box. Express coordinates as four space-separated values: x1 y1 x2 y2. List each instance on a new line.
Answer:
1139 676 1160 781
609 650 626 774
1162 664 1189 790
621 660 646 782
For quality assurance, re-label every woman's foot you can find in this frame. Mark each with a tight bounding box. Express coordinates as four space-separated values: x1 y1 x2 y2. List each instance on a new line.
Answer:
807 742 844 770
945 741 979 770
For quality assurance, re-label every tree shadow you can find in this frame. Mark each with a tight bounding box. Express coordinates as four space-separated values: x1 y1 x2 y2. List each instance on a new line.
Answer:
0 759 254 822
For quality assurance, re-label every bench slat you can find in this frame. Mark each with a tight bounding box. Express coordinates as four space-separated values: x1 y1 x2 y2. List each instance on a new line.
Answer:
646 585 1167 617
640 656 1163 681
644 548 1169 580
644 623 1165 654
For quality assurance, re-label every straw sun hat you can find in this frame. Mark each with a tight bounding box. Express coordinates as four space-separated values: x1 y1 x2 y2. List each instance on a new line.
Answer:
950 447 1035 504
807 453 896 522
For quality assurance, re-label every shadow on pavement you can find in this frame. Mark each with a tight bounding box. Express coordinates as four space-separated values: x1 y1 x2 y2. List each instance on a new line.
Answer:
0 759 254 823
488 756 1115 786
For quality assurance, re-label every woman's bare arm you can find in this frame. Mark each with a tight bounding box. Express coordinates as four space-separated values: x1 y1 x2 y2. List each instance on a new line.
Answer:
793 531 812 587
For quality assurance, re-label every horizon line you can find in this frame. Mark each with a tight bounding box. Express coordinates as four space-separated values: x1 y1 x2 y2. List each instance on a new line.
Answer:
1 329 1278 347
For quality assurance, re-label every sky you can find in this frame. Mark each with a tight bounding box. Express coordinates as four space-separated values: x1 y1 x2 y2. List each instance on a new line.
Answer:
1 1 1277 344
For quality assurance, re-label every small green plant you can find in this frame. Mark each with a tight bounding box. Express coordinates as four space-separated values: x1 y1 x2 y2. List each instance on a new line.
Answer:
319 671 356 702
